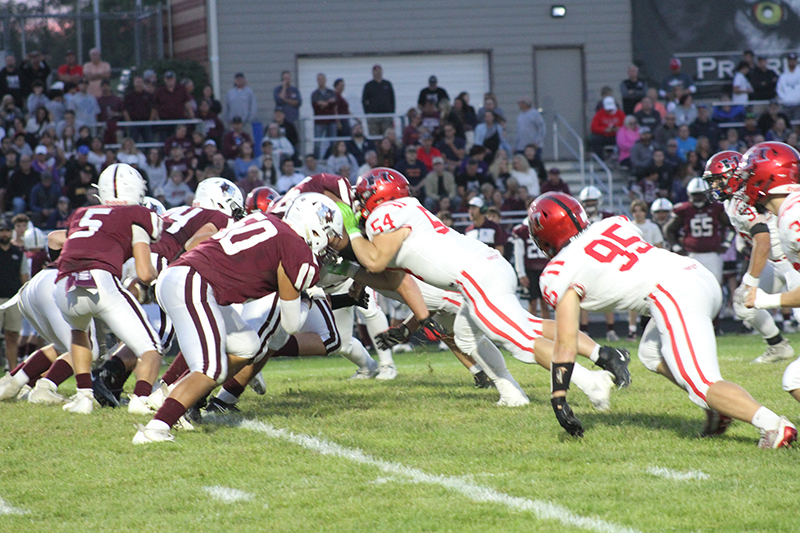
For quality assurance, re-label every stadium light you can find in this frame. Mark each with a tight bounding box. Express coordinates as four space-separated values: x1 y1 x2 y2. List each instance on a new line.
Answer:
551 5 567 18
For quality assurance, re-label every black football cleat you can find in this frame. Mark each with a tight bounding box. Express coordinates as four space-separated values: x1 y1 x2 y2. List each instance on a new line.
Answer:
91 370 120 408
205 397 241 414
473 370 494 389
596 346 632 388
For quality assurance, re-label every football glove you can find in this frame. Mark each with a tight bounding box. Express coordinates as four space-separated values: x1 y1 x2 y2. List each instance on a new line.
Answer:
419 316 446 342
375 323 411 350
551 396 584 437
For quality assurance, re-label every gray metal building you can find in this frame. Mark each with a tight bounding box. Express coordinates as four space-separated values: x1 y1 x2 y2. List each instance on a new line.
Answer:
211 0 633 157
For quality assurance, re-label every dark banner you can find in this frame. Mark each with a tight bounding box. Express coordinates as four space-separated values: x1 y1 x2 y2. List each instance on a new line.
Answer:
632 0 800 91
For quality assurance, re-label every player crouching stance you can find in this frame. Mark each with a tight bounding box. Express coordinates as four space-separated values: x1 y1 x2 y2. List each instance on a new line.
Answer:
529 192 796 448
54 163 163 414
133 193 343 443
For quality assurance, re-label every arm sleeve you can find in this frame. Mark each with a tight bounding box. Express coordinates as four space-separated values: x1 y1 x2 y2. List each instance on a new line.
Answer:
131 224 151 245
279 296 309 335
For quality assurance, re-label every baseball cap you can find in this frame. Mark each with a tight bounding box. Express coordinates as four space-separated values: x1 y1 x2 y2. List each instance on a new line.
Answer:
58 196 69 203
602 96 617 112
548 167 561 174
204 139 217 146
164 70 176 78
432 156 444 165
373 64 382 70
34 145 48 155
50 81 65 91
0 219 9 231
143 69 156 80
234 72 245 78
429 75 437 84
788 52 798 60
468 197 484 208
232 115 243 123
670 57 682 69
639 126 651 134
77 145 90 155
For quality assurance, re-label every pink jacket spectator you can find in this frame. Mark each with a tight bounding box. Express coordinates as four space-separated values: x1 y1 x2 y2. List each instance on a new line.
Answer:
616 126 640 163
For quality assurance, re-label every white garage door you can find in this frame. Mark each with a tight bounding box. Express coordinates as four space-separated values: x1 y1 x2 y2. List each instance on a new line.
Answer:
297 52 490 137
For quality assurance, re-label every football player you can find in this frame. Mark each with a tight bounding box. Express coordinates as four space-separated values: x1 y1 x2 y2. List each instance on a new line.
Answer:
342 168 629 409
703 151 795 364
133 193 343 443
731 142 800 406
54 163 163 415
529 191 796 448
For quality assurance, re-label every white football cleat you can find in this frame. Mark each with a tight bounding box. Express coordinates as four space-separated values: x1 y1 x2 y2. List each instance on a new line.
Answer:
751 340 795 364
146 381 169 410
375 363 397 381
248 371 267 395
62 390 94 414
128 395 154 415
584 370 614 411
16 384 32 402
0 374 23 401
606 330 620 342
494 377 530 407
758 416 798 449
132 424 175 445
391 343 414 353
175 415 195 431
350 358 379 379
28 379 65 404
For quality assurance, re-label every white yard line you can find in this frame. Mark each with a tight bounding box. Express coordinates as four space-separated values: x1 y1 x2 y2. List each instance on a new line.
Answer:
202 485 255 504
240 419 641 533
0 496 28 515
646 466 709 481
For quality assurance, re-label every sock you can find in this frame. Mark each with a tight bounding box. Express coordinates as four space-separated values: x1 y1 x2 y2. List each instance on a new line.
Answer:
10 361 25 376
216 389 239 404
12 370 30 388
468 364 481 375
44 359 74 386
113 369 133 392
153 397 186 429
607 323 615 332
16 350 52 385
161 352 188 385
628 324 637 334
570 364 592 393
133 380 152 397
751 406 781 432
75 373 92 390
272 336 299 358
221 378 245 399
766 334 784 346
589 345 600 363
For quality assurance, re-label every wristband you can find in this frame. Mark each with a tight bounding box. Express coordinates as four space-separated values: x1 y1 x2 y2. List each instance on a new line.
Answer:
742 273 760 287
754 289 782 309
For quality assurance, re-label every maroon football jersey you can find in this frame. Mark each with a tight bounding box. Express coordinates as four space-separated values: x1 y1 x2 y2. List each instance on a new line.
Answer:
270 174 353 217
151 206 232 261
673 201 726 253
57 205 162 281
173 212 319 305
464 219 506 249
512 224 549 270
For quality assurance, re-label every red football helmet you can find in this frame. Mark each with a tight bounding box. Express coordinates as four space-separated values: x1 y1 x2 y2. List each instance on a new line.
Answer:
354 167 410 218
527 192 590 258
702 150 741 201
734 142 800 206
245 186 280 214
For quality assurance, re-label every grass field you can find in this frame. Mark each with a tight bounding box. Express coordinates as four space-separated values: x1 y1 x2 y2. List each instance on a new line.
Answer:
1 332 799 533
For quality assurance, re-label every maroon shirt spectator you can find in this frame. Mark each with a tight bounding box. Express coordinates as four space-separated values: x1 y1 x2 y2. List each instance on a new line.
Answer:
540 167 571 195
221 117 253 159
97 80 124 144
172 213 319 305
196 99 225 144
151 205 231 261
123 76 156 121
57 204 160 281
163 124 194 155
153 71 193 120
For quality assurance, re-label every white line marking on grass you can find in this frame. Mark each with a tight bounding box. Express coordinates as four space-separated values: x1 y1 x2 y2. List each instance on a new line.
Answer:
202 486 255 504
646 466 709 481
240 419 641 533
0 496 28 515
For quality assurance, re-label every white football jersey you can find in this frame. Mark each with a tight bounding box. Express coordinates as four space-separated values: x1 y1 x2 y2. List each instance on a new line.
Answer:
777 191 800 270
539 216 699 314
365 197 503 291
725 193 786 262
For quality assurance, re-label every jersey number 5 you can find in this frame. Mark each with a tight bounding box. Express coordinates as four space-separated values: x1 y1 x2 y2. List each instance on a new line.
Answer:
70 208 112 239
584 223 652 271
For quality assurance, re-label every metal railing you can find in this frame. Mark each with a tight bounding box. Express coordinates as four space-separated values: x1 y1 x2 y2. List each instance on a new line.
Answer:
588 152 614 210
450 210 528 229
298 112 408 156
552 113 585 185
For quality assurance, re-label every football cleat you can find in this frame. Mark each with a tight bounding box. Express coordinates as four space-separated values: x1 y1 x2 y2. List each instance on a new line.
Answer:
248 371 267 395
701 409 733 438
758 416 798 449
175 415 195 431
184 405 203 426
206 397 240 414
127 395 154 415
375 363 397 381
391 343 414 354
63 390 94 414
751 340 795 364
350 358 379 379
584 370 614 411
595 346 632 388
132 424 175 445
146 381 169 410
0 374 23 401
16 384 32 402
605 330 620 342
473 370 494 389
494 377 530 407
92 373 120 408
28 378 65 404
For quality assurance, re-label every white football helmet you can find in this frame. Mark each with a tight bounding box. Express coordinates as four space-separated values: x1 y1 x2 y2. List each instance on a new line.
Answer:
97 163 146 206
23 226 46 250
578 185 603 215
687 177 710 207
283 192 344 263
194 177 245 220
650 198 673 213
143 196 166 215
